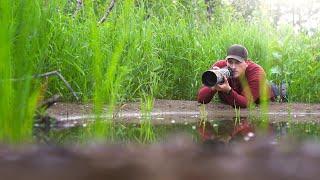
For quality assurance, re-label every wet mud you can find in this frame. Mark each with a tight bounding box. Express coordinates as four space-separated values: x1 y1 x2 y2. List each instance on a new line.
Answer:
47 100 320 126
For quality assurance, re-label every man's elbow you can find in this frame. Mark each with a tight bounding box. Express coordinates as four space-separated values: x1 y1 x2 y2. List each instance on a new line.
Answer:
197 86 214 104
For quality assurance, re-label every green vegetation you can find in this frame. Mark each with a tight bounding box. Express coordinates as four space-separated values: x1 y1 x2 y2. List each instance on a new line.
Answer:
1 0 320 143
9 0 318 103
0 0 44 143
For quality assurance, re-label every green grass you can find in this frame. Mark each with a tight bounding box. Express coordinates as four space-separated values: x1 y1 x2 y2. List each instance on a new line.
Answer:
28 0 319 103
139 95 156 143
0 0 45 143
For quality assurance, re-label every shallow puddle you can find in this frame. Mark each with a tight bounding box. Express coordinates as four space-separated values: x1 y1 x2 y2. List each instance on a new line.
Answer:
34 115 320 145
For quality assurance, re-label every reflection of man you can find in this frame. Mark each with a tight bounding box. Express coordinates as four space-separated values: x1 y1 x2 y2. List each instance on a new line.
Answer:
198 118 255 144
197 44 276 108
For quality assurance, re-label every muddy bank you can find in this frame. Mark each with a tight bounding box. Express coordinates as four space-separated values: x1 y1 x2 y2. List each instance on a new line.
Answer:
47 100 320 126
1 137 320 180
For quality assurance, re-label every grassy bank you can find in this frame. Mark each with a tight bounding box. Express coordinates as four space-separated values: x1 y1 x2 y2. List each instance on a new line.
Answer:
30 0 319 103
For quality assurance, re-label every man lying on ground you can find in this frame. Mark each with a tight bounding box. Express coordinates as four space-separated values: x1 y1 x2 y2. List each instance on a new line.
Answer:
197 44 277 108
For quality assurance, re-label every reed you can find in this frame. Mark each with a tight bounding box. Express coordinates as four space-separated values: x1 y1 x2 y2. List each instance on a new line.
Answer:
0 0 50 143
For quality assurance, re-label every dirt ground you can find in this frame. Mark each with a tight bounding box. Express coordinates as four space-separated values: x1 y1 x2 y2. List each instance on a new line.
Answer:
47 100 320 125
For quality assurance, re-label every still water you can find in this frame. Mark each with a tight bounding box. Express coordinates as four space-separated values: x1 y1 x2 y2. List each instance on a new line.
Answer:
34 116 320 145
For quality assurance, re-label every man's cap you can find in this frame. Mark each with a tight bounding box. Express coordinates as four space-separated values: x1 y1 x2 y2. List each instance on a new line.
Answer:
225 44 248 62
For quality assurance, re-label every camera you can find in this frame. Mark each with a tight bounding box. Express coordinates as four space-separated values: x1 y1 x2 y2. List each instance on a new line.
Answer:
202 68 233 87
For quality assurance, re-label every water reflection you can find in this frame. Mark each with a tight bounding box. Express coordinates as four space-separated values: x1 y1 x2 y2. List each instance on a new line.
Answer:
197 118 254 144
34 114 320 145
197 118 290 145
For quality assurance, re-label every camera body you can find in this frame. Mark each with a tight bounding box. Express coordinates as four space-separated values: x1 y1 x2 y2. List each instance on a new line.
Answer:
202 68 233 87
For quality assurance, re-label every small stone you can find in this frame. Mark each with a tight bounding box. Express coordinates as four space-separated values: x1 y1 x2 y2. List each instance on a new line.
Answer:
248 132 255 138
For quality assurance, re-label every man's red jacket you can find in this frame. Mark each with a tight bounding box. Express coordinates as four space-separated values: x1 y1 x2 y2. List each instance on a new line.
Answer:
197 60 275 108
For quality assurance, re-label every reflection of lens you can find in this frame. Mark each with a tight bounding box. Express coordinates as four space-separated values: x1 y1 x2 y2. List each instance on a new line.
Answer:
202 71 217 87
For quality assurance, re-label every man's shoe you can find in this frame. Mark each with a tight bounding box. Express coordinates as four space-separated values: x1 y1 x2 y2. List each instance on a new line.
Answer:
271 81 288 102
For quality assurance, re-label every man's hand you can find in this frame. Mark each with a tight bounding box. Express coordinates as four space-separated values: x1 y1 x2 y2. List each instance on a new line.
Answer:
209 66 220 91
210 66 220 71
214 76 231 93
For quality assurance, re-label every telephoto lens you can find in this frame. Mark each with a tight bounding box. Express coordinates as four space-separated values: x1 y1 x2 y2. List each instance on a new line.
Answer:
202 68 232 87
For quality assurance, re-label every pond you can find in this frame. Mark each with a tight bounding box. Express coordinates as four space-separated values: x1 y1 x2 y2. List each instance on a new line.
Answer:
36 100 320 144
34 115 320 145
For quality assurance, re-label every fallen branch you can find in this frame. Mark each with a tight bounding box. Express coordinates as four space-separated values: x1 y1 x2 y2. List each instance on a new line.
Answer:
7 70 80 101
98 0 116 24
34 70 80 101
